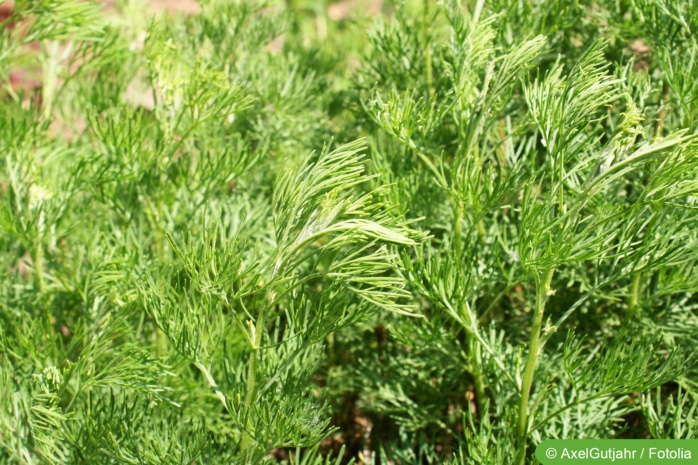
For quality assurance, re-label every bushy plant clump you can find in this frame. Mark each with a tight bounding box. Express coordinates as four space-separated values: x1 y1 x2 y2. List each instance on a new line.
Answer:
1 1 697 464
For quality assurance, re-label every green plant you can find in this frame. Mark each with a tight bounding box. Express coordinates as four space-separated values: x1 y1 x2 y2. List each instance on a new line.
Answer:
1 1 697 464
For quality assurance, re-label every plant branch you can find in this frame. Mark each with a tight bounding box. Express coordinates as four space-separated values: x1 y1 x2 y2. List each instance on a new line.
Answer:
240 294 269 462
516 267 555 465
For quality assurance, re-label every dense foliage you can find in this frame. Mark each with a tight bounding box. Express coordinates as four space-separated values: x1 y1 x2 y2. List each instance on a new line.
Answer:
1 0 697 463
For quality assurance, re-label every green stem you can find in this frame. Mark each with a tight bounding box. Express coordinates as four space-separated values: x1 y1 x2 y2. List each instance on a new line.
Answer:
454 202 486 414
41 41 67 121
240 304 267 462
423 0 434 98
515 268 555 465
156 328 167 358
476 219 486 244
35 242 45 294
472 0 486 25
453 203 463 257
327 332 336 365
315 5 327 41
286 0 300 33
468 333 487 416
459 297 486 416
626 272 641 321
34 237 52 331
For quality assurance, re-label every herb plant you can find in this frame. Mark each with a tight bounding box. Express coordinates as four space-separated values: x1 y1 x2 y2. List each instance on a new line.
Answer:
1 0 697 464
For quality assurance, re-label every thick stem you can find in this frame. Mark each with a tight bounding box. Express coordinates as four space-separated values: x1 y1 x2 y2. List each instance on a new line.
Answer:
327 332 336 365
34 207 47 295
453 203 463 257
156 328 167 358
286 0 300 33
41 42 58 121
467 333 487 416
626 272 641 321
240 305 267 462
35 242 45 294
472 0 486 25
515 268 555 465
34 207 51 329
476 219 486 244
656 79 668 138
423 0 434 98
460 297 487 416
35 240 53 331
